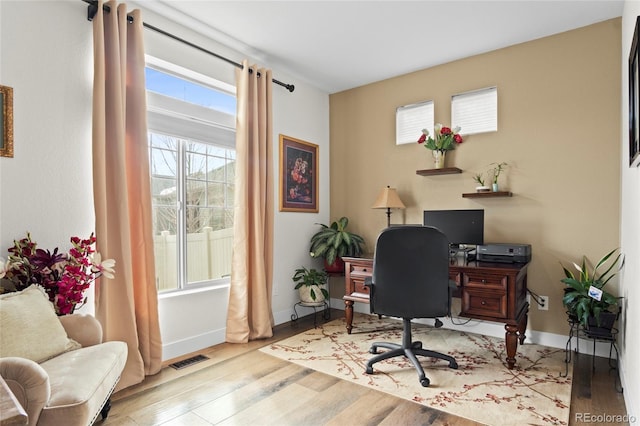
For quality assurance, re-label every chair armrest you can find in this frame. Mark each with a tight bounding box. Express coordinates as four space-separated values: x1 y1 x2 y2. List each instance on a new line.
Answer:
59 314 103 347
0 357 50 425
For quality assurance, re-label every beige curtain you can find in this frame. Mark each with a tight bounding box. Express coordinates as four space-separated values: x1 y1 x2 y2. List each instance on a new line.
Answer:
226 60 275 343
92 0 162 390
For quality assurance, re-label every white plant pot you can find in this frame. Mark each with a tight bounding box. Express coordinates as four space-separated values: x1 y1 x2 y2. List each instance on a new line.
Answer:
298 285 326 304
476 186 491 193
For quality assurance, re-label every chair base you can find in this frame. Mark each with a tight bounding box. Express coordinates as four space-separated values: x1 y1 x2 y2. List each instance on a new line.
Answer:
365 319 458 387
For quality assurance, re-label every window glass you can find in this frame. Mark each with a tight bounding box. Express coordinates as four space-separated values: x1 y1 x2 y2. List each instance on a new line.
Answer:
146 60 236 293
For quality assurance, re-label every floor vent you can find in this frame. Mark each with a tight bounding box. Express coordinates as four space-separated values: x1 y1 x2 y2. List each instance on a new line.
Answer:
169 354 209 370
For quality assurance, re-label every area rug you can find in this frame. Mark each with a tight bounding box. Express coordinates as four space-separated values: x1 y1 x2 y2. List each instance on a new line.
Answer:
261 314 572 426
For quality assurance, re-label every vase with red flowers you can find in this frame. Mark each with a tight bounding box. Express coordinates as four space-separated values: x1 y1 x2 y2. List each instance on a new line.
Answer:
417 124 464 169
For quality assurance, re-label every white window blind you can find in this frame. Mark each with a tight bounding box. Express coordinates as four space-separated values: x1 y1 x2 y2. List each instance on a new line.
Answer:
452 87 497 135
396 100 434 145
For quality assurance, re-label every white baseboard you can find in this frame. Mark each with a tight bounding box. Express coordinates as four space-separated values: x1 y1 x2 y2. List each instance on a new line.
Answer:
164 300 618 363
162 329 226 361
334 299 618 359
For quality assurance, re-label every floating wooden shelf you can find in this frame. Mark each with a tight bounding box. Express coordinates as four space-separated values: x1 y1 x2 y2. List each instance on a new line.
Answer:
462 191 513 198
416 167 462 176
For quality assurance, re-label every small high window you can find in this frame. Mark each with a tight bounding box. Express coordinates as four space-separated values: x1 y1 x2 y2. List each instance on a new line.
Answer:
396 100 434 145
452 87 497 135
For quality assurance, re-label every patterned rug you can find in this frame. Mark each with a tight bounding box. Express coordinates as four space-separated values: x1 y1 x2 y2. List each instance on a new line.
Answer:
261 314 572 426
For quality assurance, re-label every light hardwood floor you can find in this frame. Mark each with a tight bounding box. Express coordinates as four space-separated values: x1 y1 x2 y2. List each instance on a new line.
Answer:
101 310 628 426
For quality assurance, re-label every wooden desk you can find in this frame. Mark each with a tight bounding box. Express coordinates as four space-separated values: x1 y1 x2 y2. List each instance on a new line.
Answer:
342 256 529 369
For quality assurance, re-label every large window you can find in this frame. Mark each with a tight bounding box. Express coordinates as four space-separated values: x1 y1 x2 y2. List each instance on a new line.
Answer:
146 57 236 292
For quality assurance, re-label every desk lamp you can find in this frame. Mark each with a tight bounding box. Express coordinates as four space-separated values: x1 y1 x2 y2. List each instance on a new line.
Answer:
372 186 406 227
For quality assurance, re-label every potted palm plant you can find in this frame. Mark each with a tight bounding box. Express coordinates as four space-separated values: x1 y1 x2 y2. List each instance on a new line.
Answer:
309 216 365 273
561 248 624 331
292 266 328 304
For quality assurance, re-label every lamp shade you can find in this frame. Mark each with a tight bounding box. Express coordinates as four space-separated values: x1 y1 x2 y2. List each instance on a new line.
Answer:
372 186 406 210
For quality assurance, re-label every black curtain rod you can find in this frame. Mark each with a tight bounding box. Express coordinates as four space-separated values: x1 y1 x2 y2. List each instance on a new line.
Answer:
83 0 295 92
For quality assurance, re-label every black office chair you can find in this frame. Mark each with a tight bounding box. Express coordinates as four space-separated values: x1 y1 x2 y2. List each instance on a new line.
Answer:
364 226 458 387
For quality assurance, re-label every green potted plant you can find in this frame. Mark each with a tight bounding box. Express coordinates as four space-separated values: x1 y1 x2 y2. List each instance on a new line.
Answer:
490 162 508 191
561 248 624 330
309 216 365 273
292 266 329 303
473 172 490 193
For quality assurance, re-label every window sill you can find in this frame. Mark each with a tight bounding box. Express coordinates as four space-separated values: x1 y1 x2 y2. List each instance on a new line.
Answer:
158 282 230 299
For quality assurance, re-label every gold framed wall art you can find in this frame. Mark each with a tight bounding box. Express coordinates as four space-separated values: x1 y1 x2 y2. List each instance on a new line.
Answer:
279 134 318 212
0 85 14 158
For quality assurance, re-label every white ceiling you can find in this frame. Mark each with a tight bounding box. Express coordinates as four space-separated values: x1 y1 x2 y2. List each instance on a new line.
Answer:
140 1 624 94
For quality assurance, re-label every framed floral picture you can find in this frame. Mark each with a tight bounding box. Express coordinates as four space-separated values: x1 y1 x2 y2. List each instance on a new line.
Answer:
0 85 14 158
629 16 640 168
279 134 318 212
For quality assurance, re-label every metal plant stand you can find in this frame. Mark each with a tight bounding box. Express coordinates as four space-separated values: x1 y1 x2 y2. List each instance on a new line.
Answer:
562 311 623 393
291 300 330 328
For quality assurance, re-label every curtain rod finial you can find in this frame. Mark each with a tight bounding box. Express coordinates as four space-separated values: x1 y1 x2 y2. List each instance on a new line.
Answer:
87 1 99 21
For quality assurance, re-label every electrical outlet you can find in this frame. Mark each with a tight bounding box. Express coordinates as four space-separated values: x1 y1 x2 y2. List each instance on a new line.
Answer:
538 295 549 311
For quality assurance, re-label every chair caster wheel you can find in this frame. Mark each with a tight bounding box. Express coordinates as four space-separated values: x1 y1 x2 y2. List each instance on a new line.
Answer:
365 366 374 374
420 378 430 387
449 361 459 369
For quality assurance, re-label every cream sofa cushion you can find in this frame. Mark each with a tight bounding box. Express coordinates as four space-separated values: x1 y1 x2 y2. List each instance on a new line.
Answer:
0 285 80 362
37 341 127 426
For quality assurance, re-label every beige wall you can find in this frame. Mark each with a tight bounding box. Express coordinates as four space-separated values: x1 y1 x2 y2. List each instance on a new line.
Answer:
329 19 621 335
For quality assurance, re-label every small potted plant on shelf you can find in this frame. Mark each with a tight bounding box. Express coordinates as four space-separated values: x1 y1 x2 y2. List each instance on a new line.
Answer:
561 248 624 332
490 162 508 192
292 266 329 304
309 216 365 273
473 173 491 192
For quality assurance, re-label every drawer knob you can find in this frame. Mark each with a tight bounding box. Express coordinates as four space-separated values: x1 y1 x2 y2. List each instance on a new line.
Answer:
481 279 487 284
481 300 486 305
363 268 367 272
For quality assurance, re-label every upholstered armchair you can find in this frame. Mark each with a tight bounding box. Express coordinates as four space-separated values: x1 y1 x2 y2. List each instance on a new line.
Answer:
0 285 127 425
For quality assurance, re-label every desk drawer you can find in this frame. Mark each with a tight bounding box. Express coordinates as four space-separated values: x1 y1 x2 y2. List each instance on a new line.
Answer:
353 278 370 295
463 272 508 290
462 289 507 318
350 264 372 276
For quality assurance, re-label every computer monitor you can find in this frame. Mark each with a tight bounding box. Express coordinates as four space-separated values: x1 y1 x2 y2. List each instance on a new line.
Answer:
423 209 484 248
